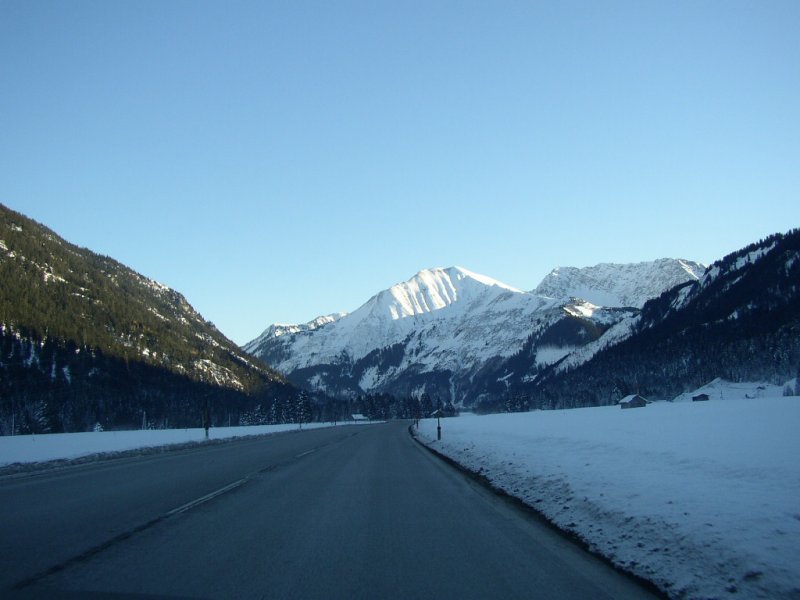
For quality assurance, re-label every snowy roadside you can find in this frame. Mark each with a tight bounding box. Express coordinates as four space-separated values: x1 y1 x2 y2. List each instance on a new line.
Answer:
0 421 372 473
415 389 800 599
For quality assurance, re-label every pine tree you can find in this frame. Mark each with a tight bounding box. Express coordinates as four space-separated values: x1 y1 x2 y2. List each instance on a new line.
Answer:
296 391 312 427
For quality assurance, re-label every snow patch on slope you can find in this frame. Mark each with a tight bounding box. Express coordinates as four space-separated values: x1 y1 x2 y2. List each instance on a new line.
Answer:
553 314 641 374
534 345 576 366
702 242 778 287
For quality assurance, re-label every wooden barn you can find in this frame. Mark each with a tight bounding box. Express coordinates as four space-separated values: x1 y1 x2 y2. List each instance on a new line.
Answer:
618 394 648 409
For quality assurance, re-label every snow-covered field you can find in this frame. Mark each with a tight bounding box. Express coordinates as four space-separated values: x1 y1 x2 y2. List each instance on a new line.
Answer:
417 382 800 600
0 422 364 468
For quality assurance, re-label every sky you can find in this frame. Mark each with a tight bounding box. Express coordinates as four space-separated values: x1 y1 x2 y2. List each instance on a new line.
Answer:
1 1 799 345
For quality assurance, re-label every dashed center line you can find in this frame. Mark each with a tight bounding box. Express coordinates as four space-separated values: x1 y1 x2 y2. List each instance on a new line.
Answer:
166 479 248 517
295 448 317 458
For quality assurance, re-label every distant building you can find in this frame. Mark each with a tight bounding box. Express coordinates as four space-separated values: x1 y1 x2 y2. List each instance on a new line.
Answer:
351 414 369 422
692 393 710 402
619 394 648 409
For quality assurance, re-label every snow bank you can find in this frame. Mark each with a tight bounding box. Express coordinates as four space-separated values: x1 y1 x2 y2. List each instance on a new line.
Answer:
0 422 363 468
416 389 800 599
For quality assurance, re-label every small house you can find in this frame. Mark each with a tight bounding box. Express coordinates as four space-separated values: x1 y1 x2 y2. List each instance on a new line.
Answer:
618 394 648 409
351 413 369 422
692 393 710 402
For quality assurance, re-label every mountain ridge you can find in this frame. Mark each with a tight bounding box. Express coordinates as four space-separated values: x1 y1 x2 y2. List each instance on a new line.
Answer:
245 259 702 404
533 258 706 307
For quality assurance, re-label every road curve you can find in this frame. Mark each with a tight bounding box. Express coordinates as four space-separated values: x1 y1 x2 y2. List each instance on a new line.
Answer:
2 421 660 599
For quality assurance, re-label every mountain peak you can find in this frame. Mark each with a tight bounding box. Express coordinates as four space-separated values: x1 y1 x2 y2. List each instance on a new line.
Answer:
244 265 550 379
441 266 522 292
369 266 521 322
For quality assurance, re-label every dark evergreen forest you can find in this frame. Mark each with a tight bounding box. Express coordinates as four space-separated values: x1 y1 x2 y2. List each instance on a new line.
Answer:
0 203 296 434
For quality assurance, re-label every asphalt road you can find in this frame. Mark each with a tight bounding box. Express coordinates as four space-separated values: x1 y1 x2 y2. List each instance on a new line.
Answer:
1 422 660 599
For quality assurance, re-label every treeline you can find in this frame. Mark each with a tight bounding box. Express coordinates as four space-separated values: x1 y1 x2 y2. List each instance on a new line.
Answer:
239 391 459 426
0 327 298 434
356 392 457 421
473 392 535 414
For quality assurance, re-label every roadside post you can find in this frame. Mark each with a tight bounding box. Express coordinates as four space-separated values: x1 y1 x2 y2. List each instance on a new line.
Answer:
431 407 444 441
202 401 210 440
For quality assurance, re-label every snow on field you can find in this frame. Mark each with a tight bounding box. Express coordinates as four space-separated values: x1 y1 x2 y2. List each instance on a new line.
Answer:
417 383 800 600
0 422 364 468
671 377 793 402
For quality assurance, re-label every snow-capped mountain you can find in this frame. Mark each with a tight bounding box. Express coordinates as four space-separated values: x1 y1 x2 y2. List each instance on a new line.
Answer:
246 313 347 353
245 260 702 404
524 230 800 409
246 267 561 398
534 259 705 308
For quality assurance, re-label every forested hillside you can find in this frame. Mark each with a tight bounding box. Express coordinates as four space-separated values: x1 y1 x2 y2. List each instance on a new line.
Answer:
0 203 297 433
518 230 800 409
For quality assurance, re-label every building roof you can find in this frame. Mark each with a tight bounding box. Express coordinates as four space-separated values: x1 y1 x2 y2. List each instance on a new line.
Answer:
618 394 648 404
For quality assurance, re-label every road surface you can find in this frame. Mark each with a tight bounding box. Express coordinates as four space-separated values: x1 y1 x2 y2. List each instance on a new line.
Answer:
1 421 660 599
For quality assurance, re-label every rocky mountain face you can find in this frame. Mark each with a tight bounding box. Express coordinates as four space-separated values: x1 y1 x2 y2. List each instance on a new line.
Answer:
533 259 705 307
0 203 296 434
245 260 703 405
247 267 566 401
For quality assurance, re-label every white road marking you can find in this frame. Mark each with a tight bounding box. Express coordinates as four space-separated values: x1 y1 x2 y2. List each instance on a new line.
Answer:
166 479 248 517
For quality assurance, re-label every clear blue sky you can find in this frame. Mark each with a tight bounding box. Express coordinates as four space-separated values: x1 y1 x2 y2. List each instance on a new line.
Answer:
2 1 798 345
